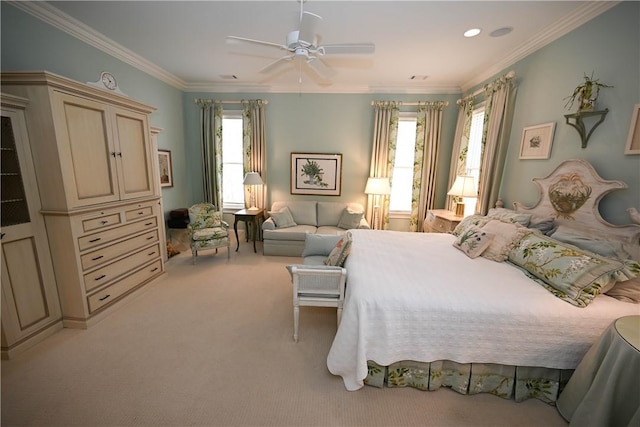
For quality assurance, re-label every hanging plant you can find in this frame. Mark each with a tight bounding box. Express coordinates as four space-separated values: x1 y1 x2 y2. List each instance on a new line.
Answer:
564 72 613 112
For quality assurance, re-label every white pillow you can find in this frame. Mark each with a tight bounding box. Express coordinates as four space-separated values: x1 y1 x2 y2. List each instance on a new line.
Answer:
480 220 531 262
302 234 343 257
337 208 364 230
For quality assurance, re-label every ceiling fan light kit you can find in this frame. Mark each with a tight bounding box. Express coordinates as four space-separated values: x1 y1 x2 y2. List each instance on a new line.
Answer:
226 0 375 86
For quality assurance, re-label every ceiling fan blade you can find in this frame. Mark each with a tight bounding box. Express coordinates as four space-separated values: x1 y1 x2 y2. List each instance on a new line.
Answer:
307 57 336 79
258 55 294 74
298 11 321 46
319 43 375 55
302 62 333 87
226 36 286 51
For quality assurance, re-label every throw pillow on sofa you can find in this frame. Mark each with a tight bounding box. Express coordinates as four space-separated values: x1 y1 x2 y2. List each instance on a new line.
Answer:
268 206 297 229
337 208 364 230
302 234 343 257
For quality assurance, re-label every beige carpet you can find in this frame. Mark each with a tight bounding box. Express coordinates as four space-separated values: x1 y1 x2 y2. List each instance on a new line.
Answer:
1 242 568 426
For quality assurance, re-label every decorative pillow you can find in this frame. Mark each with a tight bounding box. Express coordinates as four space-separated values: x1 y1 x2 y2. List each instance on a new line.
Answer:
528 216 556 235
453 226 494 259
508 233 639 307
486 208 532 226
480 220 531 262
452 214 491 237
606 277 640 303
337 208 364 230
301 234 343 257
268 207 297 229
549 226 632 260
324 231 353 267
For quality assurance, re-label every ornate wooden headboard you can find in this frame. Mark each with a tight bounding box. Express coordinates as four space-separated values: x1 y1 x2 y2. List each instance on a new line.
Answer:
513 159 640 261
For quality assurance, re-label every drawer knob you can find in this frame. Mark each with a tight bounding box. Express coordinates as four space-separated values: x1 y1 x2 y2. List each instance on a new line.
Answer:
99 294 111 301
148 251 156 256
151 267 159 272
100 220 109 225
95 274 106 281
91 255 104 261
89 237 102 243
145 222 153 226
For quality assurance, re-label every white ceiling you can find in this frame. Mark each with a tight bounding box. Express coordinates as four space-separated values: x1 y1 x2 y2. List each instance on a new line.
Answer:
22 1 617 94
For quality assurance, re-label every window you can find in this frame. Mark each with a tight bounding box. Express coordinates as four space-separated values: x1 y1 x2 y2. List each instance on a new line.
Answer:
462 104 485 216
222 112 244 210
389 114 417 212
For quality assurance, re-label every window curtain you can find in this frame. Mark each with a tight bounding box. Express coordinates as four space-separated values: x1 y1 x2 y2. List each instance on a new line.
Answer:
448 71 517 215
447 97 475 211
368 101 399 230
477 72 517 215
410 102 448 232
242 100 268 210
196 100 223 208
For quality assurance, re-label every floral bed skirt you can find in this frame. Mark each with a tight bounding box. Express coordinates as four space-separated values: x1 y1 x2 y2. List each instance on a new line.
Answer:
364 360 574 404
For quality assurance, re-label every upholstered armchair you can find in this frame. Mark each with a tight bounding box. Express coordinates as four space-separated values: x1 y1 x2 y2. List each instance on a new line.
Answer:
187 203 230 264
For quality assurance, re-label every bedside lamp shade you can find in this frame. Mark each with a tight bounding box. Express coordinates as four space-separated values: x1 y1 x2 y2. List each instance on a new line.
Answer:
447 175 476 216
243 172 264 210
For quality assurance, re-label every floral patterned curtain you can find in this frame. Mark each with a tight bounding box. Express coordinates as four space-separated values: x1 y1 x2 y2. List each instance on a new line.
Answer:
368 101 399 230
410 102 447 232
447 97 474 211
196 100 223 208
242 100 268 210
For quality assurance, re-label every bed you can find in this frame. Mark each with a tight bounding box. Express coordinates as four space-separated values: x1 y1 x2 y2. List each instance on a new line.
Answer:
326 159 640 403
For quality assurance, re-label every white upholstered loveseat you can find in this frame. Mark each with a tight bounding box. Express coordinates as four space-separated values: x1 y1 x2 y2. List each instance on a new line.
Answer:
262 201 369 256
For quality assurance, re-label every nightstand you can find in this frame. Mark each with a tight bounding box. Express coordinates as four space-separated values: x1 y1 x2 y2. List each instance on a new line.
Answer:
424 209 463 233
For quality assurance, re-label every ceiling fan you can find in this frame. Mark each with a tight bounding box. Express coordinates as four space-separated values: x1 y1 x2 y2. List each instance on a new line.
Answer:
226 0 375 85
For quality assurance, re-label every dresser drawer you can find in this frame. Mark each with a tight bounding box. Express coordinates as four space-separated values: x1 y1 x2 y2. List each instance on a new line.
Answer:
125 205 153 222
78 217 157 251
80 230 159 271
84 243 161 292
87 259 162 313
82 212 122 232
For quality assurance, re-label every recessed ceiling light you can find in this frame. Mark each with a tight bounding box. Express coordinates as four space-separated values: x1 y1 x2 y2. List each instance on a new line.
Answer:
490 27 513 37
463 28 481 38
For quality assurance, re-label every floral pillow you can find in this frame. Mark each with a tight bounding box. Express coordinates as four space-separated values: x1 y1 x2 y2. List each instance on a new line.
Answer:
508 233 639 307
453 226 494 259
324 231 352 267
452 214 491 237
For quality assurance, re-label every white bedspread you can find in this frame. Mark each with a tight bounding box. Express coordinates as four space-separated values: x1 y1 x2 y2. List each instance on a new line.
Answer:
326 229 640 391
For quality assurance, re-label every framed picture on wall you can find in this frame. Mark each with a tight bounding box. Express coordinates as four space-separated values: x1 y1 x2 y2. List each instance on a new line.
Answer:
158 149 173 188
624 104 640 155
519 122 556 160
290 153 342 196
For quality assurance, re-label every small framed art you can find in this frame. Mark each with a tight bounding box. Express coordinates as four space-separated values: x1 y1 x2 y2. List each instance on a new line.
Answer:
291 152 342 196
158 149 173 188
624 104 640 155
519 122 556 159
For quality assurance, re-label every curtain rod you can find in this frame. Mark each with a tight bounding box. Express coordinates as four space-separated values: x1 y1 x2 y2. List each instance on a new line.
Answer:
369 101 448 106
194 99 269 105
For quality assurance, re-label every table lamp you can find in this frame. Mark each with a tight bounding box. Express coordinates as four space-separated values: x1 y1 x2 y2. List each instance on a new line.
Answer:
447 175 476 217
364 177 391 230
243 172 264 211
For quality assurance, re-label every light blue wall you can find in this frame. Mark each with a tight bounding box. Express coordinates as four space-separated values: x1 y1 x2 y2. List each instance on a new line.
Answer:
473 1 639 224
1 2 189 217
3 1 639 226
183 92 458 211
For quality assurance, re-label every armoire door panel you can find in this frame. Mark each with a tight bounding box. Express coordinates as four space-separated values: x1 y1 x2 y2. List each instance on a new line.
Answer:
113 108 154 199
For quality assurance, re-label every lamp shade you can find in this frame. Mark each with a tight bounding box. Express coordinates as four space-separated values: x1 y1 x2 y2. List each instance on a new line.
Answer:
243 172 264 186
447 175 476 198
364 177 391 195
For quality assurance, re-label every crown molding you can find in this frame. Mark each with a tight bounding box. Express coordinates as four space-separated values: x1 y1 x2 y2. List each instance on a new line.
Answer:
8 0 187 90
184 82 462 95
460 1 619 92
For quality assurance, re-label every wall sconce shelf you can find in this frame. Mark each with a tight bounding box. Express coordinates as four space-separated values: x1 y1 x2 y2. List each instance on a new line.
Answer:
564 108 609 148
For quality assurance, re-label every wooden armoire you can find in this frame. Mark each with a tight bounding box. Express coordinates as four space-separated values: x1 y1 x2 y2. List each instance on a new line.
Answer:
1 72 166 342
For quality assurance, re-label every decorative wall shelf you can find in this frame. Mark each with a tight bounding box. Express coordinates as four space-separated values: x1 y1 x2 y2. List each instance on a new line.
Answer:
564 108 609 148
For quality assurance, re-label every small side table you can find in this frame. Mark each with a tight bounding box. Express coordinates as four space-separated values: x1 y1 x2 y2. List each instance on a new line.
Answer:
557 315 640 425
424 209 463 233
234 208 264 253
